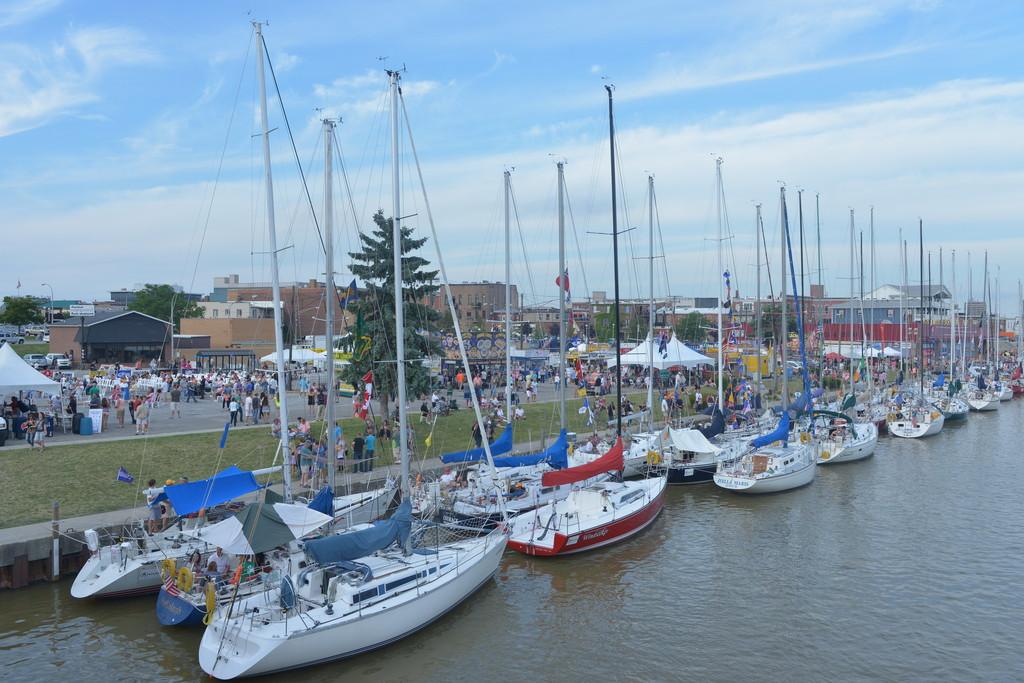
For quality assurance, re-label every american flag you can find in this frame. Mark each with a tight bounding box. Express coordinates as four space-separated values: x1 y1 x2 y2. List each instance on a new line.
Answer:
163 573 180 597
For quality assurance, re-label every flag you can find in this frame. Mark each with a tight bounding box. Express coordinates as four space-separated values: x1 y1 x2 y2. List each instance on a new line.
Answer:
580 397 594 426
424 431 432 448
362 370 374 400
657 331 668 359
574 357 584 382
338 279 359 308
16 280 21 290
116 466 134 484
163 573 180 597
555 269 571 302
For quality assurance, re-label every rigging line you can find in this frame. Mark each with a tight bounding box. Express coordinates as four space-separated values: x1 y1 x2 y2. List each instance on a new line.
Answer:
261 35 326 257
508 179 538 298
760 209 775 300
612 136 642 301
186 29 254 297
562 176 591 297
652 184 672 313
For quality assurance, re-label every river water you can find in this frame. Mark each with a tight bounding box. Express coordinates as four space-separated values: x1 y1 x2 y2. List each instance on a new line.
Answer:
3 401 1022 682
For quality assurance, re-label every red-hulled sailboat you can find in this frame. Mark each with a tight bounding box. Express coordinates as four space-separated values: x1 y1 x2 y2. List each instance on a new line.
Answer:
506 437 666 556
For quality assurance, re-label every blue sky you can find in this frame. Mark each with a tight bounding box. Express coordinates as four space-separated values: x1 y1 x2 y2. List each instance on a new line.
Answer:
3 0 1024 311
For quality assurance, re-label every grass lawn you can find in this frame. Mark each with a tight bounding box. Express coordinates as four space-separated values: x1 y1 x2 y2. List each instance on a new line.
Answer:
0 390 651 528
11 342 48 356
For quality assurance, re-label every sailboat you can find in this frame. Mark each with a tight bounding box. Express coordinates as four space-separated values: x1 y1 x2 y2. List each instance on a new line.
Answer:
507 85 666 556
199 36 506 678
715 185 816 493
928 250 969 421
71 465 279 599
887 220 944 438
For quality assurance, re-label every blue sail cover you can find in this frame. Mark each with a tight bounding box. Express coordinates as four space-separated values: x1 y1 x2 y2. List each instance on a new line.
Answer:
305 499 412 564
932 373 945 388
697 409 725 439
440 425 514 464
493 430 568 469
751 412 791 449
307 486 334 516
158 466 261 516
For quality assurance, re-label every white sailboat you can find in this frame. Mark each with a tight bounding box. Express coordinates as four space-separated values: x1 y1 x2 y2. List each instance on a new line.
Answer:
199 35 506 678
716 185 816 493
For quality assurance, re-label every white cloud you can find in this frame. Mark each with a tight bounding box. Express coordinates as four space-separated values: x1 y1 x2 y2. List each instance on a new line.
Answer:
0 25 157 136
0 0 60 29
274 50 300 73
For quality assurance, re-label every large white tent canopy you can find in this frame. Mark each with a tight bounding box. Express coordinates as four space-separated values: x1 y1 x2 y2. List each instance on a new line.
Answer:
260 348 325 363
606 334 714 369
0 343 60 395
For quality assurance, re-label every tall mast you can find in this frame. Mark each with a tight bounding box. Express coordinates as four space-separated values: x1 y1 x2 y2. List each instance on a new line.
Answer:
779 186 789 411
815 193 823 369
388 69 410 503
848 209 855 395
606 85 622 436
323 118 337 493
900 235 907 376
950 250 956 380
919 219 924 396
928 251 933 375
715 158 724 411
755 203 763 387
798 190 805 346
504 170 513 424
254 22 291 500
647 174 655 423
869 206 875 368
557 162 567 431
860 231 867 369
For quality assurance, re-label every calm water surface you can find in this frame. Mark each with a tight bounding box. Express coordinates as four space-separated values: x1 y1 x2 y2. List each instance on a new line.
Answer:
3 401 1023 682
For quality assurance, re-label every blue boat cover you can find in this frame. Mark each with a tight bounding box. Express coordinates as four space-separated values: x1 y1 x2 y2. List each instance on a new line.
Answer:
751 411 791 449
492 430 568 469
697 409 725 439
932 373 945 388
305 499 412 564
307 486 334 516
155 466 261 516
440 425 513 464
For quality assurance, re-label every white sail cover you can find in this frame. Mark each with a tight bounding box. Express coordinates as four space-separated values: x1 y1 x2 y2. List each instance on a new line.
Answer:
184 503 331 556
667 427 722 454
0 343 60 395
607 334 714 369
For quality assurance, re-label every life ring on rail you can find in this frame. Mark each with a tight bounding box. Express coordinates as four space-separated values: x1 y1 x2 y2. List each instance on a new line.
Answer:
202 580 217 625
646 450 661 465
176 566 193 593
230 564 243 586
160 558 177 581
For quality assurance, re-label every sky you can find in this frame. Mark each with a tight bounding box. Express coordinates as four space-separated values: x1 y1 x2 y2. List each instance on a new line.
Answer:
3 0 1024 312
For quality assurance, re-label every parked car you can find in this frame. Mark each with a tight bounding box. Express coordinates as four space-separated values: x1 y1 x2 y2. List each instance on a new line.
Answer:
46 353 71 369
0 332 25 345
0 415 7 446
42 333 50 342
23 353 50 369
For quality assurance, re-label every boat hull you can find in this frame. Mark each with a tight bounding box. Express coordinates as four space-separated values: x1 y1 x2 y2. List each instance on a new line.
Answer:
888 413 944 438
71 552 167 599
507 481 666 557
199 536 507 679
818 426 878 465
156 585 206 626
661 462 717 485
714 460 816 493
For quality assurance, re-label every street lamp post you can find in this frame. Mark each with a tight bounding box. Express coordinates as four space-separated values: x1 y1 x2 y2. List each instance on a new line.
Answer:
41 283 54 326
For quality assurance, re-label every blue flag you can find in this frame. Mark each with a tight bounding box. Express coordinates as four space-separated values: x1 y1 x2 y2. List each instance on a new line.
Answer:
219 422 230 449
116 466 134 484
338 279 359 308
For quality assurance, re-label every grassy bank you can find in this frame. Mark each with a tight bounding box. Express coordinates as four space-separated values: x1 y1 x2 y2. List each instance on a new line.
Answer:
0 390 650 528
11 342 48 356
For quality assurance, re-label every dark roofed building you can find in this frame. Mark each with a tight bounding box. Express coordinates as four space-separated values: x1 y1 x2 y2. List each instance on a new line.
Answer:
49 311 171 367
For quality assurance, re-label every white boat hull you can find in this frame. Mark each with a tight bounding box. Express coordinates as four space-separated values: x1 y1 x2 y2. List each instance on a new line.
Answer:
818 423 878 464
199 534 507 678
71 538 197 599
888 412 944 438
967 394 999 411
714 459 816 493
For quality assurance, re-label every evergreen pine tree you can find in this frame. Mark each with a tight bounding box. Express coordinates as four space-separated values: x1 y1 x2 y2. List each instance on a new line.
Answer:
343 211 441 419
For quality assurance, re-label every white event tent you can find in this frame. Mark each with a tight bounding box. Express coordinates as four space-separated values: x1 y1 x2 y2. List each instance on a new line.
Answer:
606 334 715 369
0 343 60 395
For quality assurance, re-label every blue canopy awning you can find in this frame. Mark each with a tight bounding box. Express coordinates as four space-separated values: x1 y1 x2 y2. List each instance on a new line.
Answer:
305 499 412 564
493 430 568 469
440 424 514 464
154 466 261 516
307 486 334 516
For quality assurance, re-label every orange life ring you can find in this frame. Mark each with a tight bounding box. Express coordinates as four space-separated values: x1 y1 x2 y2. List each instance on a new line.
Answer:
230 564 243 585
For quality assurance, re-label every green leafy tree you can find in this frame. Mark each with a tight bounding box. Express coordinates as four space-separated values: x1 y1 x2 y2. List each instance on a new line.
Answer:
341 211 441 419
673 311 707 344
760 304 798 343
0 296 44 325
129 284 202 329
593 312 614 341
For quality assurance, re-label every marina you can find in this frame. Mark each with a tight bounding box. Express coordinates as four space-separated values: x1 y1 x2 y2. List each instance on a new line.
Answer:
2 398 1022 681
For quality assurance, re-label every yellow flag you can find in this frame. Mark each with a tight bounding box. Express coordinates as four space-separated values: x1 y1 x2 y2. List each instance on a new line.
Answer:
424 432 432 448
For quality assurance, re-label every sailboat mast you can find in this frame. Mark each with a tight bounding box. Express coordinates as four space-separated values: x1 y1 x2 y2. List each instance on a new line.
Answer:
504 170 513 424
254 22 292 500
715 158 724 411
780 186 789 412
388 70 410 501
900 234 907 376
815 194 823 369
755 203 763 387
647 174 655 423
919 219 924 396
323 118 337 493
848 209 855 376
557 162 567 431
606 85 622 436
860 231 866 364
950 250 956 379
798 190 805 339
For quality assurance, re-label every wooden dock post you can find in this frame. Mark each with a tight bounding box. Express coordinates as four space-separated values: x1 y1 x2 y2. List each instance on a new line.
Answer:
51 501 60 581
